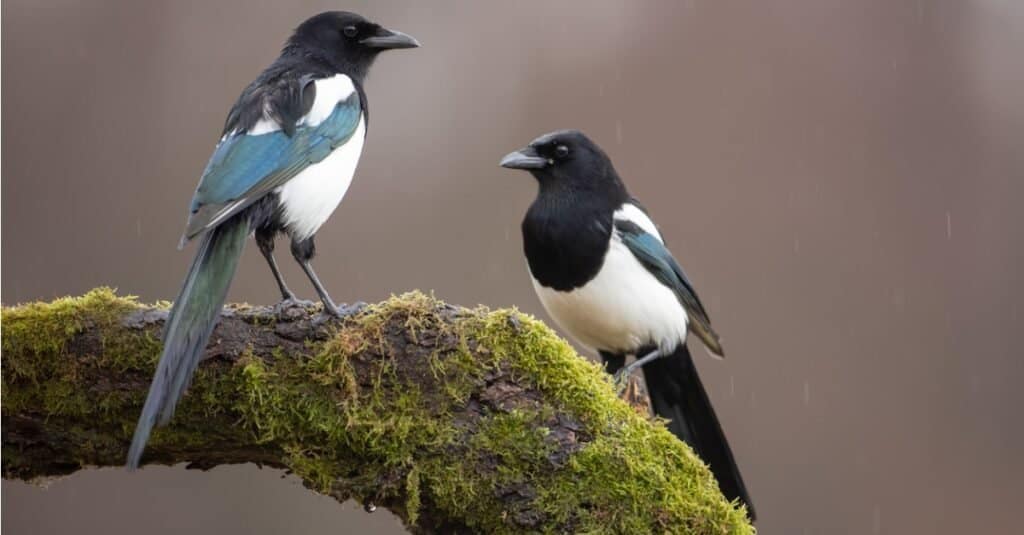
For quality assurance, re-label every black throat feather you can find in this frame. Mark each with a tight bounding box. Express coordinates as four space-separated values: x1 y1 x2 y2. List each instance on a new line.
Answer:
522 177 628 291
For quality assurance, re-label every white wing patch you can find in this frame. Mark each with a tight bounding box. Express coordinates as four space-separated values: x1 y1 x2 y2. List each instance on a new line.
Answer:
237 74 357 136
531 233 688 355
301 74 356 127
248 117 280 135
277 115 366 241
613 203 662 242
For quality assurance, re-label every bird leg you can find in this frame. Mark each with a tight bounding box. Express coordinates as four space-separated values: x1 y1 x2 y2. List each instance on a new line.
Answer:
255 229 307 307
298 260 366 317
612 348 664 394
290 236 365 318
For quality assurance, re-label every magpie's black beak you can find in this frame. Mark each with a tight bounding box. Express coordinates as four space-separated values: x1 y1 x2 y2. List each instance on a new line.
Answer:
361 27 420 49
500 147 548 170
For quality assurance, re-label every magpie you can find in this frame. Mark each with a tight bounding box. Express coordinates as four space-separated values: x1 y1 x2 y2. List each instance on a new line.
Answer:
126 11 419 469
500 130 755 520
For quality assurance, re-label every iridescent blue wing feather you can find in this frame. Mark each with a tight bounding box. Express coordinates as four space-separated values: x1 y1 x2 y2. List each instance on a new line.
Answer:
182 90 361 242
615 219 723 356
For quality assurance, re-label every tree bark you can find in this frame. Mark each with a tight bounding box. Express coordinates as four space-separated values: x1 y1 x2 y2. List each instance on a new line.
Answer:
1 289 752 534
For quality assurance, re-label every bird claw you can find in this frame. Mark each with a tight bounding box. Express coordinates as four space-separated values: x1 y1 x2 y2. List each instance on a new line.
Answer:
322 301 368 319
273 297 316 319
275 297 315 310
612 370 633 396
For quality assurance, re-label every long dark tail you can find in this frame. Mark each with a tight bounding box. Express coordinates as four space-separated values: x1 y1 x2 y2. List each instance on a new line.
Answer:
126 218 249 469
642 344 756 521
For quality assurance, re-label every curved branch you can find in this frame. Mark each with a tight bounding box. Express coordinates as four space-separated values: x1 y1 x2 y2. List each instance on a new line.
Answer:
1 289 752 534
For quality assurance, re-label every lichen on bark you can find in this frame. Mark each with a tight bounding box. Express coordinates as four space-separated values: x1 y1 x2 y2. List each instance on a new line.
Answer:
1 289 753 534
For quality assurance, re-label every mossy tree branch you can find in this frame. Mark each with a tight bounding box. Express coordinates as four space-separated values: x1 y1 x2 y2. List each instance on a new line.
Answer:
2 289 752 534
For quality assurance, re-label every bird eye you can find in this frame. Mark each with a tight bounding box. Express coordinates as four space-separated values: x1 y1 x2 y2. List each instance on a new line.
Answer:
554 145 570 158
342 25 358 38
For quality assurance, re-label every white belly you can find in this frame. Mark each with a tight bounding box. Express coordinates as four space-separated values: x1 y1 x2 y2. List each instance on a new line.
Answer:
532 238 689 354
278 116 365 241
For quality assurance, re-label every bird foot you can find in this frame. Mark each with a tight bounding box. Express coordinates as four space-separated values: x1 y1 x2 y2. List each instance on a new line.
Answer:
311 301 369 326
612 369 634 396
273 297 316 317
331 301 368 318
611 349 661 395
277 297 316 309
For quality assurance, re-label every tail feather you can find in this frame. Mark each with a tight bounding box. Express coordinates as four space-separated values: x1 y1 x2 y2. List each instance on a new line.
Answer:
126 218 249 469
642 344 756 521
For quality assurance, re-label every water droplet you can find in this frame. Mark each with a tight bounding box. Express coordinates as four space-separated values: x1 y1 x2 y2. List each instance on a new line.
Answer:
615 121 623 144
945 210 952 239
803 381 810 406
872 505 881 534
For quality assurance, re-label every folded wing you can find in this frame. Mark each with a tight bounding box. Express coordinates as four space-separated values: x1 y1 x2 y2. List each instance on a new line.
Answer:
181 83 362 243
614 216 724 356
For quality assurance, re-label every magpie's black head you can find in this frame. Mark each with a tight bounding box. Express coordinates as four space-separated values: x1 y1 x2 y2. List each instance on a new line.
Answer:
500 130 628 199
285 11 419 80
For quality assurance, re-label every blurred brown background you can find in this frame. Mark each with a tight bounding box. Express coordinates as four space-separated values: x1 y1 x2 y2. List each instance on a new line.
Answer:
3 0 1022 533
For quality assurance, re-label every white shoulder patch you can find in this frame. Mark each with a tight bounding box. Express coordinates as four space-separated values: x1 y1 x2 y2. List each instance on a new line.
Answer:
301 74 356 128
248 117 280 135
238 74 356 136
613 203 663 242
248 100 281 135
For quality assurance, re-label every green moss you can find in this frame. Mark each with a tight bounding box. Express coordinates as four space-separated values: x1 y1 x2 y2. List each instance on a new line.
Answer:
284 444 343 493
2 288 135 381
224 308 454 507
1 289 229 462
1 288 154 419
239 292 754 532
407 297 753 533
2 290 752 534
405 465 422 525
